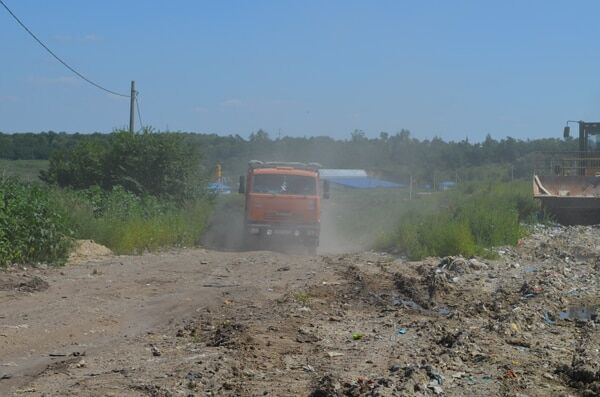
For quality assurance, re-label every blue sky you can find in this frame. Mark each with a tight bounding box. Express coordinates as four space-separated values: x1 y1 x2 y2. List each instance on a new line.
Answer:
1 1 600 141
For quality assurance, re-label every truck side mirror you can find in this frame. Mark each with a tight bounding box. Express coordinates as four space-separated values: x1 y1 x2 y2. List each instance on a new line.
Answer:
323 180 330 199
238 176 245 194
564 126 570 139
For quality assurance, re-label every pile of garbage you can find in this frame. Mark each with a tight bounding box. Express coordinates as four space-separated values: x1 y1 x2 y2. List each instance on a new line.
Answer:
129 224 600 396
302 225 600 396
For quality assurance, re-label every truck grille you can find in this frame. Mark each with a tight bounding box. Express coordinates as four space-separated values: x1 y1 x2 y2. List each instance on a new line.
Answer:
264 211 303 222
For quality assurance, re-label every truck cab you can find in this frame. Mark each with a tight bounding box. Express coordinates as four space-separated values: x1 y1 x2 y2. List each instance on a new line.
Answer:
238 161 328 252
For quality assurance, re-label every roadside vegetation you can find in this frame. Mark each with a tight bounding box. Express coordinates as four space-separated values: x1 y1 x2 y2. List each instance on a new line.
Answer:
54 186 211 255
374 180 540 259
0 177 72 266
0 129 212 266
0 127 553 266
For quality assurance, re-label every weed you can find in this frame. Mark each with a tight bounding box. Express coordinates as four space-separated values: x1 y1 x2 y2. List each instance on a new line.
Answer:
293 291 311 305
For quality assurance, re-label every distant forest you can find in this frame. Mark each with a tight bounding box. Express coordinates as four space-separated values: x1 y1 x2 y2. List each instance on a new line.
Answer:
0 129 577 186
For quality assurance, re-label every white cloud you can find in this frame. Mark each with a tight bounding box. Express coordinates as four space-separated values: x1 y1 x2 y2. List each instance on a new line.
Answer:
219 98 243 108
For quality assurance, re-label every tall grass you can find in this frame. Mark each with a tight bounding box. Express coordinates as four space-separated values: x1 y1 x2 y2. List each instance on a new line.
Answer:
54 186 212 254
375 180 539 259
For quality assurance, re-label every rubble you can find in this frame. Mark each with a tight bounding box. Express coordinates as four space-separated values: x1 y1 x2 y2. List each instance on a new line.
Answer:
2 224 599 396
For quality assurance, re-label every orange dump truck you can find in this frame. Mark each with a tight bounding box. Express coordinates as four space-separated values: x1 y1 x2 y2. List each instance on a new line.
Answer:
238 161 329 252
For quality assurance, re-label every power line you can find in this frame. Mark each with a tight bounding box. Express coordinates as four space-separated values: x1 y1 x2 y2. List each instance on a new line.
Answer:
0 0 130 98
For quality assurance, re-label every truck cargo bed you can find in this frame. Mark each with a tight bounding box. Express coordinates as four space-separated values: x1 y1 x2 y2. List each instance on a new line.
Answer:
533 175 600 225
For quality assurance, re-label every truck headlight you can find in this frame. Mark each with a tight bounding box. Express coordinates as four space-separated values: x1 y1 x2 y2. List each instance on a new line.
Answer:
249 227 260 235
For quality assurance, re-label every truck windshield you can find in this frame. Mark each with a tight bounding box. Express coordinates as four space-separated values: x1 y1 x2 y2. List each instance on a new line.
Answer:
252 174 316 195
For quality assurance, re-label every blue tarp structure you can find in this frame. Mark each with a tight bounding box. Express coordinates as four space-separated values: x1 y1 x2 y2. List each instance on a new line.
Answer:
207 182 232 194
438 181 456 191
323 176 404 189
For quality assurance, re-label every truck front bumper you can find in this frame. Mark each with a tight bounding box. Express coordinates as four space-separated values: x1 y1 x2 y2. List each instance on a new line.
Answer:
245 223 320 243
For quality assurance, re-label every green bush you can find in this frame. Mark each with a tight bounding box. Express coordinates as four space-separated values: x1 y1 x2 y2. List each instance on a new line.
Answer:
0 177 72 266
41 129 204 201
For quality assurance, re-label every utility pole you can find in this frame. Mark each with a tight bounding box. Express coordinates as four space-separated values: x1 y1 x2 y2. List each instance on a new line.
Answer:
129 80 136 133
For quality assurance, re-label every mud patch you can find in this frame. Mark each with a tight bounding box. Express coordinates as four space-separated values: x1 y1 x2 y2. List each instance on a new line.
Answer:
557 361 600 395
556 326 600 395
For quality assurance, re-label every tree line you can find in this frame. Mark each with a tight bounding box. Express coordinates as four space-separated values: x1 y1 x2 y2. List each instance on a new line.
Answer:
0 129 577 186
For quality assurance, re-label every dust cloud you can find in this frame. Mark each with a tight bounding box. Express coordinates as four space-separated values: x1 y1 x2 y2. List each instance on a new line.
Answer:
201 190 383 256
201 196 246 251
203 156 398 255
318 199 368 255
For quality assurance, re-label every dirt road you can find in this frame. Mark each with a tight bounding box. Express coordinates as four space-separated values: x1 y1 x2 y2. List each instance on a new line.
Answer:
1 226 599 396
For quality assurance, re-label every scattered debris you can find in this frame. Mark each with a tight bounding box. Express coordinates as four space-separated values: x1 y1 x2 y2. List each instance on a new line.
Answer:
2 224 599 396
206 322 245 347
150 344 161 357
296 328 320 343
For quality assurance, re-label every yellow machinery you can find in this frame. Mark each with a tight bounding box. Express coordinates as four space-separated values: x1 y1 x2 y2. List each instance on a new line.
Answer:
533 121 600 224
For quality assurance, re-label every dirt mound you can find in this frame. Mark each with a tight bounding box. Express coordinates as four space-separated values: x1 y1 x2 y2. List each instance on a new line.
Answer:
67 240 113 265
